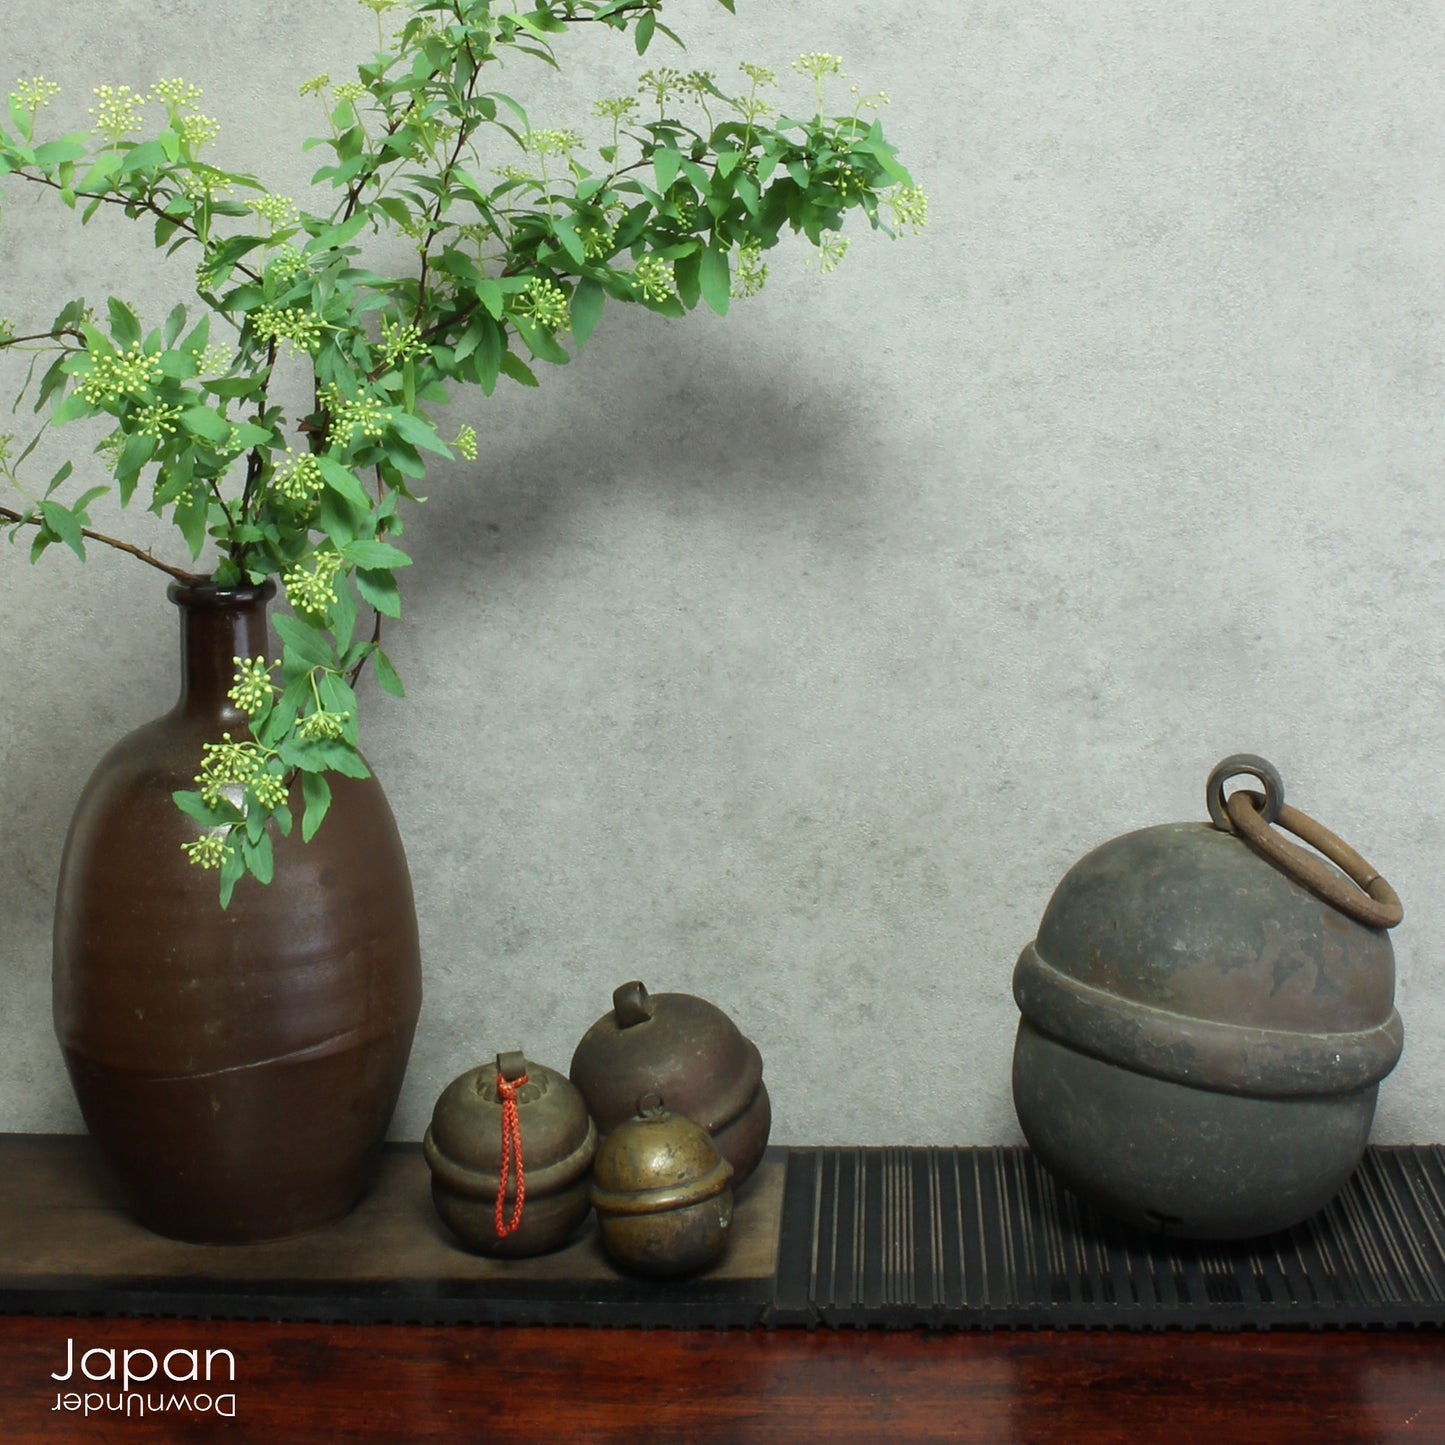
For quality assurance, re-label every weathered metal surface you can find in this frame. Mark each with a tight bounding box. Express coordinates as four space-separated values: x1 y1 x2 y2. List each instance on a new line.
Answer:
590 1097 735 1277
570 980 771 1187
424 1052 597 1257
1011 756 1403 1239
1205 754 1403 928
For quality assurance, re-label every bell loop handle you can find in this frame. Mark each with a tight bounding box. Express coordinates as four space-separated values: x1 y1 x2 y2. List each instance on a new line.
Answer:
1206 754 1286 831
1207 757 1403 930
613 980 656 1029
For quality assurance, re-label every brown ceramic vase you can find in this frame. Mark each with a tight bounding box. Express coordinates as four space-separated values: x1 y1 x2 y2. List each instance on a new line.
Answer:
52 579 422 1243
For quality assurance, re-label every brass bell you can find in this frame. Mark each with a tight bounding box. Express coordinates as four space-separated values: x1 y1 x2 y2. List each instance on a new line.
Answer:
1011 754 1404 1238
424 1050 597 1257
569 980 770 1187
589 1094 734 1276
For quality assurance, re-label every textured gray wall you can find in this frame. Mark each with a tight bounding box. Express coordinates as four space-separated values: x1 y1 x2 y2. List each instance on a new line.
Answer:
2 1 1442 1147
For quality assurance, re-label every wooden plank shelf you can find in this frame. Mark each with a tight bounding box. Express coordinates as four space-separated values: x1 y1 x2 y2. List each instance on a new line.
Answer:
5 1135 1445 1330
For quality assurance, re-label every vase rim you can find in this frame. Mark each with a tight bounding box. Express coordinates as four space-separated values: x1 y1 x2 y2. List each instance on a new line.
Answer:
166 577 277 609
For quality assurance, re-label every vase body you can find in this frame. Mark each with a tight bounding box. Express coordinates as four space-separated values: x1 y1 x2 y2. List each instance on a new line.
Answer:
53 580 422 1243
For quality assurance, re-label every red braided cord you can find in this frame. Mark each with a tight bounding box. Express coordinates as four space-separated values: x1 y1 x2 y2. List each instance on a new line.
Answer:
494 1071 528 1239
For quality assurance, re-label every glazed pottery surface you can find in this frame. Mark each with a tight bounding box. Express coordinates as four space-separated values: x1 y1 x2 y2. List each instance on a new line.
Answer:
52 580 422 1243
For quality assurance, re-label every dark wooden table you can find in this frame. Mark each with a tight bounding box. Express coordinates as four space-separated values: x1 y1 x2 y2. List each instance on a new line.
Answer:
5 1132 1444 1440
1 1312 1442 1442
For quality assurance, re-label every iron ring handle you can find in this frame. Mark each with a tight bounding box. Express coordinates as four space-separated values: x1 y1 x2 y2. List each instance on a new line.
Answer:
1223 788 1403 930
1206 753 1286 831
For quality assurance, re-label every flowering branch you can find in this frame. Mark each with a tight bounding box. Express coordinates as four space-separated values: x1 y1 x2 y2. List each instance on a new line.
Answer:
0 0 923 903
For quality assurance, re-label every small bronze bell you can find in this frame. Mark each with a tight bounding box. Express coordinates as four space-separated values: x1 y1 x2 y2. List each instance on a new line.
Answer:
569 980 770 1187
424 1050 598 1257
1011 754 1404 1239
590 1094 734 1276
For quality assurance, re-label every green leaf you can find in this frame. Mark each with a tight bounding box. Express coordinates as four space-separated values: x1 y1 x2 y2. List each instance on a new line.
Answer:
42 461 75 499
280 733 370 778
151 452 194 509
485 90 531 132
341 538 413 569
229 422 276 449
173 790 243 827
328 572 358 656
242 829 275 886
78 150 121 191
179 313 211 356
373 196 413 229
273 613 336 670
653 146 683 194
39 501 85 561
117 139 167 175
673 250 702 310
571 278 605 349
180 405 232 444
173 483 209 558
355 566 401 619
514 317 570 366
318 671 358 724
218 843 245 910
453 316 487 363
552 215 587 268
319 489 360 547
514 9 567 35
381 438 427 480
699 244 731 317
315 452 373 510
47 391 94 427
114 431 156 505
106 297 142 350
35 353 70 413
388 411 452 458
849 126 912 184
499 352 539 388
635 9 656 53
300 770 332 843
474 318 504 394
258 672 311 746
158 349 199 380
32 138 87 166
473 277 507 320
304 212 367 256
374 647 405 698
204 376 261 399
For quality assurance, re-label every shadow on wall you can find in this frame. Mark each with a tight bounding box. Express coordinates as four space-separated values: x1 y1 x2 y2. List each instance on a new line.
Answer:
401 330 884 593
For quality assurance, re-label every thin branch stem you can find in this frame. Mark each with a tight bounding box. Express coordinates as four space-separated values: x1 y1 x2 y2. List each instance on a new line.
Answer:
0 329 85 349
9 169 263 284
347 609 383 688
238 338 279 524
0 505 205 582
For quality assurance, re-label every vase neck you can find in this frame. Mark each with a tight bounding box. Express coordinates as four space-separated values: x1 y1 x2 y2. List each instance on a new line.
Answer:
168 580 276 721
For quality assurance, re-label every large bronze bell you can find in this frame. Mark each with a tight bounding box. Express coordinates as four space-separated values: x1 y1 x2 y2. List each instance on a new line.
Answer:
569 980 771 1187
1011 755 1404 1239
590 1094 734 1276
424 1051 597 1257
